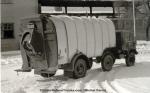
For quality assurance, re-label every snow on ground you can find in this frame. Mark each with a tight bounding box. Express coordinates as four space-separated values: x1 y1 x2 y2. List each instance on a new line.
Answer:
1 41 150 93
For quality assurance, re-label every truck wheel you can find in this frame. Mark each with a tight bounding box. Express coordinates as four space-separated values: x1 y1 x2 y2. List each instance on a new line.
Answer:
101 53 114 71
41 73 55 78
126 52 135 66
73 58 87 79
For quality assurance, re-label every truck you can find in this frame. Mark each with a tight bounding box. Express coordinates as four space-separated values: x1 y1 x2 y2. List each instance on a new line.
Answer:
16 15 137 79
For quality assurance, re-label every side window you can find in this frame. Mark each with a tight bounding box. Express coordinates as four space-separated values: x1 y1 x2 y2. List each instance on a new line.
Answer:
1 23 14 39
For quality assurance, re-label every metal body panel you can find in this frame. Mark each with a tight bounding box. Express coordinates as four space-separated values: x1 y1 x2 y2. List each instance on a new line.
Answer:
82 18 95 57
59 16 78 61
49 16 116 63
105 18 116 47
91 18 103 56
48 16 116 65
50 17 68 65
99 18 110 50
72 17 87 55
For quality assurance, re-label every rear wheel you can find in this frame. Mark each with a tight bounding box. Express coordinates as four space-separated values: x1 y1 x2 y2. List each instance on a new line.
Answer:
73 58 87 79
126 52 135 66
101 53 114 71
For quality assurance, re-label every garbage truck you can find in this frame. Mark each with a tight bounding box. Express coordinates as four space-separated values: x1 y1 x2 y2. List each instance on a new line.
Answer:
16 15 137 79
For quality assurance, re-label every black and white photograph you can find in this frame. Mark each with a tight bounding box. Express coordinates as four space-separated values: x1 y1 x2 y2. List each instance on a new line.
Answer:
1 0 150 93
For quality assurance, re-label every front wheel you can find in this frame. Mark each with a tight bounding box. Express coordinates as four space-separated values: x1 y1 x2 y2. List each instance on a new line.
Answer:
101 53 114 71
126 52 135 66
73 58 87 79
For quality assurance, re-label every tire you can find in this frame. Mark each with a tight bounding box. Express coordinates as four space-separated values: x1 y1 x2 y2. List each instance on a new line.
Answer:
73 58 87 79
41 73 55 78
126 52 135 66
101 53 114 71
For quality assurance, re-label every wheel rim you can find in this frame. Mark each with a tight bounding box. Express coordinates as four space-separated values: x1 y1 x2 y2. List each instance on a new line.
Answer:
103 55 113 70
75 59 86 77
77 63 84 75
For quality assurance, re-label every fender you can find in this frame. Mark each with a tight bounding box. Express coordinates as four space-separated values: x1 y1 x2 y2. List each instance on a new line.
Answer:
63 53 88 71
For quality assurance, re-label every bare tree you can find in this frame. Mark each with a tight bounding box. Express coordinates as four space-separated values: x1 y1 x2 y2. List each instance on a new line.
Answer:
117 0 150 40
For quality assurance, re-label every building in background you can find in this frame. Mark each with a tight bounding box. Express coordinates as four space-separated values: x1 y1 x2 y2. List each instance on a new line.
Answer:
1 0 38 51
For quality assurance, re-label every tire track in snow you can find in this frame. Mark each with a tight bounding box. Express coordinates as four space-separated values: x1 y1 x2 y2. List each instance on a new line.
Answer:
57 68 108 93
36 64 119 93
101 63 128 93
36 75 68 93
49 68 107 93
